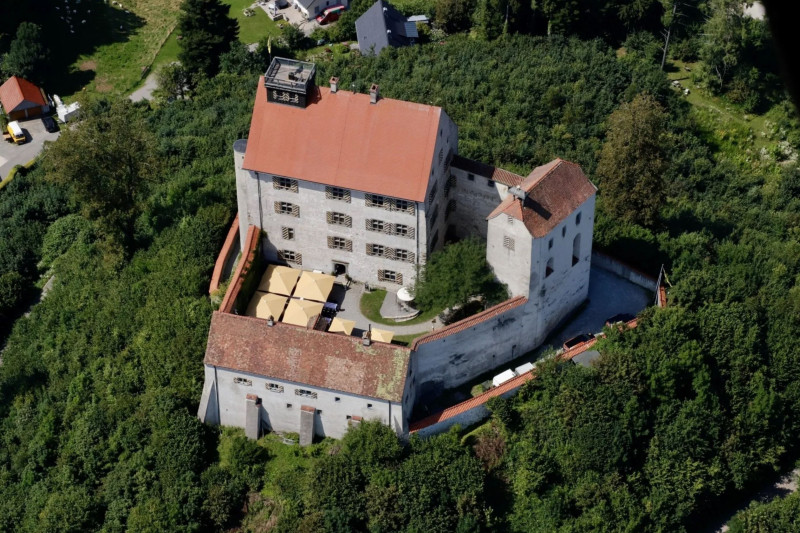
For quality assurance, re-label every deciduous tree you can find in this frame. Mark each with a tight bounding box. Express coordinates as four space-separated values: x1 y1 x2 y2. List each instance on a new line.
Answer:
596 92 669 226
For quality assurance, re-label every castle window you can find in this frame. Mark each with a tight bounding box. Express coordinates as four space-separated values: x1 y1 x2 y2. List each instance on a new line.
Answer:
279 250 302 265
467 173 475 181
445 175 456 196
548 238 553 250
392 199 414 214
335 397 341 402
572 234 581 266
503 236 515 251
394 249 414 263
326 186 351 202
273 176 298 192
275 201 299 217
576 212 582 225
427 183 438 205
546 258 554 278
295 388 318 399
445 199 456 218
367 219 385 232
281 227 295 240
429 204 439 228
286 403 293 408
394 224 413 238
487 179 494 188
562 226 566 238
378 270 402 284
233 377 252 386
438 148 443 164
317 409 323 415
365 194 387 208
266 382 284 393
328 236 352 251
326 211 352 227
367 403 373 409
367 244 385 257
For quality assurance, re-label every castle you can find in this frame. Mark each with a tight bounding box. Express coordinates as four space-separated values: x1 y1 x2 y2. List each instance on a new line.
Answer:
197 58 596 443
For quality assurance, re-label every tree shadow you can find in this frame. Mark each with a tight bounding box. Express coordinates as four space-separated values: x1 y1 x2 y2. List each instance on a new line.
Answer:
9 3 146 96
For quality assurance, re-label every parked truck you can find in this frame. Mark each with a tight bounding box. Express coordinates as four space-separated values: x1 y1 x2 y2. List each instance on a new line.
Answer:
6 121 25 144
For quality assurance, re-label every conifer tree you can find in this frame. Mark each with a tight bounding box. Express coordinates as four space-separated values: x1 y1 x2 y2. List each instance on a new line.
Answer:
177 0 239 79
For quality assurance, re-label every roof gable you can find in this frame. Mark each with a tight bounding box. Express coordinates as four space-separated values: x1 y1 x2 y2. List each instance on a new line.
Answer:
356 0 416 55
242 78 441 202
205 312 411 402
487 159 597 237
0 76 46 113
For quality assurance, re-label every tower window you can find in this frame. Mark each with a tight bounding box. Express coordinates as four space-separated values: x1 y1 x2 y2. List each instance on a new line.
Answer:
548 238 553 250
576 212 582 225
572 234 581 266
545 258 554 278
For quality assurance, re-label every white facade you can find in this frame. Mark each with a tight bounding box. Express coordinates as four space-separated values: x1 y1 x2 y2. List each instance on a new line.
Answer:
199 363 412 439
234 111 458 289
293 0 349 20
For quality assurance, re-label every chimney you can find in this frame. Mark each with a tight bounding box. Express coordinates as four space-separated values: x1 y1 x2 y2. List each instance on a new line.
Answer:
267 315 274 326
330 76 339 93
370 83 379 104
508 186 527 201
362 330 372 346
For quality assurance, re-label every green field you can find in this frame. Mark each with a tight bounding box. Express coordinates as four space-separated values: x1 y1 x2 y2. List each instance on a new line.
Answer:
359 288 441 327
224 0 284 44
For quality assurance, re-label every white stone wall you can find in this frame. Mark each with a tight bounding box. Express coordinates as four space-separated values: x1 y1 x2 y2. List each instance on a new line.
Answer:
448 167 509 240
412 301 540 398
486 214 532 298
424 112 459 254
201 364 408 438
527 194 596 338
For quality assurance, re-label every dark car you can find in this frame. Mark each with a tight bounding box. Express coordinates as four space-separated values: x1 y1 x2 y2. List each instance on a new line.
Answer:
562 333 595 350
605 313 635 326
41 116 59 133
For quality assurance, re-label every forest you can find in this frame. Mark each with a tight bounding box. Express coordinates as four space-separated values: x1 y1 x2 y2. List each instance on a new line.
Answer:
1 1 800 532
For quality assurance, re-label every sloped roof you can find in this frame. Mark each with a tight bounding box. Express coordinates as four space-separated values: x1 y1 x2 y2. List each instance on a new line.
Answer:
0 76 46 113
487 159 596 238
356 0 417 56
205 312 411 402
451 154 525 187
242 78 441 202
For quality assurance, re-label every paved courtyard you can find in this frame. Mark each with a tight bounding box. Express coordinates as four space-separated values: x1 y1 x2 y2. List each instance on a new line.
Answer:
0 117 60 180
326 265 653 344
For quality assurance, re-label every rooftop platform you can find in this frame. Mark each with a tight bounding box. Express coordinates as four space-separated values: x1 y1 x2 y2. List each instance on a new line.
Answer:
264 57 316 93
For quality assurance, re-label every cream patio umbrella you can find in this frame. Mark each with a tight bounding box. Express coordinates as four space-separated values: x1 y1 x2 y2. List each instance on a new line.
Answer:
293 271 335 302
257 264 301 296
282 299 324 327
328 317 356 335
370 328 395 343
246 292 288 321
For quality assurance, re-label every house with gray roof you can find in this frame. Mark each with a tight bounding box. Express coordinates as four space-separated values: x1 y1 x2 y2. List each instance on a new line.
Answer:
355 0 419 56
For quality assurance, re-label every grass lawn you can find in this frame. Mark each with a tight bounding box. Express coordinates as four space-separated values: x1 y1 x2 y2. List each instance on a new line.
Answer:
392 332 428 346
360 288 441 327
223 0 284 44
63 0 183 98
665 60 771 153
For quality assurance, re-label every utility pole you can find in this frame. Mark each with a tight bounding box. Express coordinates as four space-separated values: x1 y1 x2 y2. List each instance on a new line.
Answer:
661 1 679 70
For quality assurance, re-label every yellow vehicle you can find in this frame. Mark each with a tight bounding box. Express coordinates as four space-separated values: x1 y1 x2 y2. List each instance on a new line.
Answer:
7 121 25 144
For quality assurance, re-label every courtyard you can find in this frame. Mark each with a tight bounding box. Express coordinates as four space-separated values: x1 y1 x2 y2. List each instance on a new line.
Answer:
0 117 60 181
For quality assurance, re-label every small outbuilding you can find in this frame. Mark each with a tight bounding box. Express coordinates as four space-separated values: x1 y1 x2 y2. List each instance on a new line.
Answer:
0 76 49 121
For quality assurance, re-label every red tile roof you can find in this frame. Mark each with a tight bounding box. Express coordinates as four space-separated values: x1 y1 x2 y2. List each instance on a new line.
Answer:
487 159 597 238
209 214 240 294
243 78 442 202
205 312 411 402
0 76 46 113
219 225 260 314
451 154 524 187
410 296 528 350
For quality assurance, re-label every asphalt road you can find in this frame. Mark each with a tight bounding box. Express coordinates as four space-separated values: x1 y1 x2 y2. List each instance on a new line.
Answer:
0 117 60 181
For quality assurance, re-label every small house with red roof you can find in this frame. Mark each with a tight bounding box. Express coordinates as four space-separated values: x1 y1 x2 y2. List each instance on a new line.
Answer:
0 76 49 121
